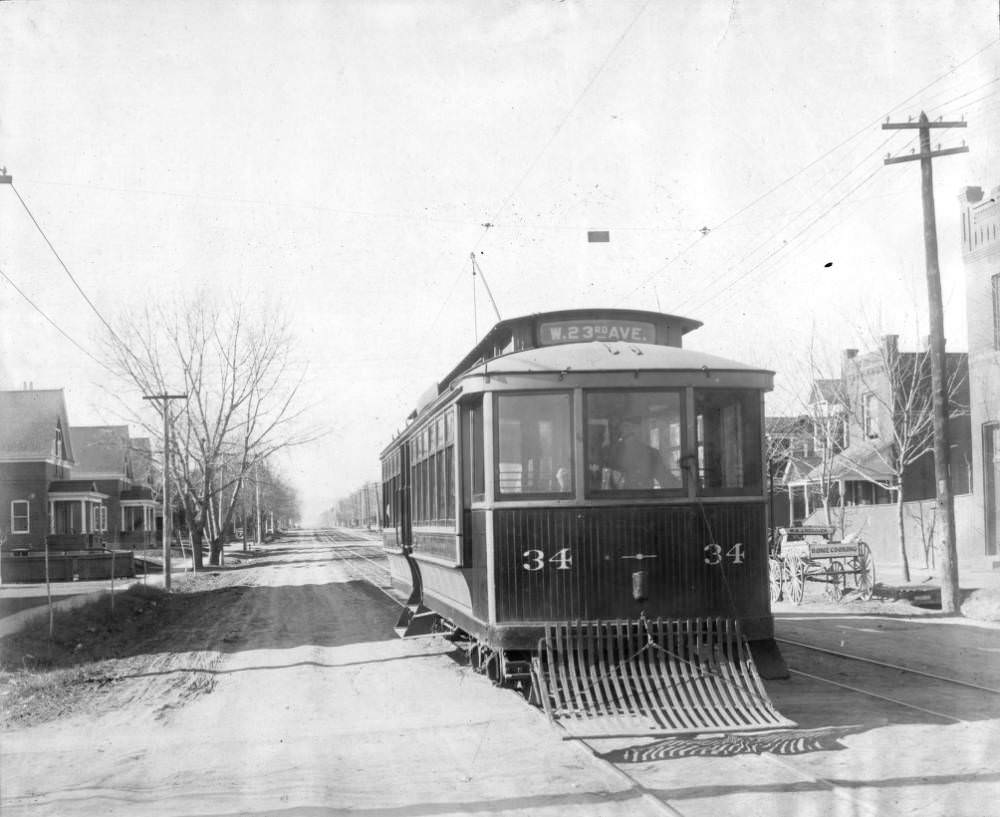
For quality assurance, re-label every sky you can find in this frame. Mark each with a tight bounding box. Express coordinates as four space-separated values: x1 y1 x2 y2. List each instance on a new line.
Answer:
1 1 999 524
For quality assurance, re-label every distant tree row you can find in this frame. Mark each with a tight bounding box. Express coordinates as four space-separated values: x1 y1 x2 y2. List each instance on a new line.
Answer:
103 294 315 566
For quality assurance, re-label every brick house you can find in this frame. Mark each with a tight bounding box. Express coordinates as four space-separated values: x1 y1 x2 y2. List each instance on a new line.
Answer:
960 184 1000 566
71 426 158 548
0 388 80 550
786 340 973 565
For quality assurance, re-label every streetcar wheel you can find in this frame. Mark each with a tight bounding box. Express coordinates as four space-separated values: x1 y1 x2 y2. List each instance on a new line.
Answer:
826 561 846 602
788 558 806 605
855 542 876 600
769 557 784 603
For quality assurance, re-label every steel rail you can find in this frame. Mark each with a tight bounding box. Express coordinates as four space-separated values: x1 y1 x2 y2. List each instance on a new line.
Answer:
787 668 966 724
313 532 398 602
777 636 1000 696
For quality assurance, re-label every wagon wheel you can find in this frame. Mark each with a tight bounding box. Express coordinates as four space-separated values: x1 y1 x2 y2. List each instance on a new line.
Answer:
853 542 876 600
787 557 806 605
769 557 784 603
826 561 846 602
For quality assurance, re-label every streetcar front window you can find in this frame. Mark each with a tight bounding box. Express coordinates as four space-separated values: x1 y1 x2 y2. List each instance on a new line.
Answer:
585 390 683 493
694 389 763 495
496 393 573 496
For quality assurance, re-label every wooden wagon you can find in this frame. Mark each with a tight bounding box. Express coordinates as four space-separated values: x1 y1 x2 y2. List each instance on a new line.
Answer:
768 526 876 604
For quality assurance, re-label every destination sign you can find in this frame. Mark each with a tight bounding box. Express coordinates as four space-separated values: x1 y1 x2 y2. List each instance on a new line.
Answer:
539 319 656 345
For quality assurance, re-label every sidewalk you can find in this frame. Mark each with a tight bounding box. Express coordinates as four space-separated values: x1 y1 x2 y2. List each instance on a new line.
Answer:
0 575 165 638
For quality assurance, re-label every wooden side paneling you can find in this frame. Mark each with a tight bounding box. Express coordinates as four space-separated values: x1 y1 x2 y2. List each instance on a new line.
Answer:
492 504 767 624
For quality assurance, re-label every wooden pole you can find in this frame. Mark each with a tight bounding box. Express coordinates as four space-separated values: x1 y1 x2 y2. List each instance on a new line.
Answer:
143 393 187 592
882 112 968 612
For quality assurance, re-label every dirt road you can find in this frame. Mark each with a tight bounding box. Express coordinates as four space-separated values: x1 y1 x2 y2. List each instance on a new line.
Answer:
0 532 659 817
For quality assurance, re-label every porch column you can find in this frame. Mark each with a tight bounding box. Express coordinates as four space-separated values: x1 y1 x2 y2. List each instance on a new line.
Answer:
49 500 54 534
80 500 87 533
121 506 126 533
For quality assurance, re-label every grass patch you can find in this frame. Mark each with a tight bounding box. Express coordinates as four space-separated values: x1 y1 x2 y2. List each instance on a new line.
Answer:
0 584 189 728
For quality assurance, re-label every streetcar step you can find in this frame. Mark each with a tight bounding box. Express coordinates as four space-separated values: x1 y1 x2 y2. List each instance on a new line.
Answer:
394 603 441 638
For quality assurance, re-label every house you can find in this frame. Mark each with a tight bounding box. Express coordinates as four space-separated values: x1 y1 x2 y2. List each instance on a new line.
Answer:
789 338 973 565
0 388 147 582
960 184 1000 567
0 388 106 551
71 426 158 548
764 415 815 528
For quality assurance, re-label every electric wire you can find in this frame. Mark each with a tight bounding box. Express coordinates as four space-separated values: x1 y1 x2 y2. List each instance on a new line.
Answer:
615 36 1000 306
393 0 654 405
0 264 115 373
9 183 129 350
675 130 901 315
688 160 889 317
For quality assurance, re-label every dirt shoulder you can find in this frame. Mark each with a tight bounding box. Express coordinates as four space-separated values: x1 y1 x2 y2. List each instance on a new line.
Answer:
0 533 659 817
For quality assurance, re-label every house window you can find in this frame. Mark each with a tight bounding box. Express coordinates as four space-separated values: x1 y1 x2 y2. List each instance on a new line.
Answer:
993 273 1000 351
11 500 29 534
92 505 108 533
863 393 879 439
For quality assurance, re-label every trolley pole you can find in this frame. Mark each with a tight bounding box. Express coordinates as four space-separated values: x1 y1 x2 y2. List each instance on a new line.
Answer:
143 393 187 592
882 112 968 613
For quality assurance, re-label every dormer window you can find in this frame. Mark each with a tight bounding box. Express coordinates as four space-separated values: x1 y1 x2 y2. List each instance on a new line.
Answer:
53 419 65 460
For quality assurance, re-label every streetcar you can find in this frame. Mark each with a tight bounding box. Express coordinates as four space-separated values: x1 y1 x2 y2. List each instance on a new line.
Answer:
379 308 792 736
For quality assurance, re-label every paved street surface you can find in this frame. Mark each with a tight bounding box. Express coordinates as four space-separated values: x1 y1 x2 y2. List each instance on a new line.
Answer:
2 530 999 817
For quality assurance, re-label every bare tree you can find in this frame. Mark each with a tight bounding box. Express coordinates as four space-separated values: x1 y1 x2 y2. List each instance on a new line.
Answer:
837 335 968 582
103 295 316 567
770 335 848 528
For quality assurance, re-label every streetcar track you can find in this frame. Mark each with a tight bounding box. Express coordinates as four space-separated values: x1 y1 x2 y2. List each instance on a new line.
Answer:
785 667 967 723
309 529 903 817
777 636 1000 695
312 531 402 607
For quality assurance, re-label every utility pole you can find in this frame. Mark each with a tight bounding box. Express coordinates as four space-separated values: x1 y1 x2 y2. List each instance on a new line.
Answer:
255 460 262 548
882 111 968 614
143 393 187 591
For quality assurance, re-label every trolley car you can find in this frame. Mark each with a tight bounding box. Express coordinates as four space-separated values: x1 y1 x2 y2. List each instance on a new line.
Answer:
379 308 792 736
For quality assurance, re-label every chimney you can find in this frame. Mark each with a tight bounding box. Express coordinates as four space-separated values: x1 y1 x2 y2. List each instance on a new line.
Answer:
960 186 983 204
882 334 899 360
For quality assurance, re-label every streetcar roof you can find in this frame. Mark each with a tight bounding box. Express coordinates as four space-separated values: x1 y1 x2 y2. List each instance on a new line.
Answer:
438 308 701 391
457 341 774 381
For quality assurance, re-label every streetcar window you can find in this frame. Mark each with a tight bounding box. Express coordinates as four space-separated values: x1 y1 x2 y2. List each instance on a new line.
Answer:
409 409 458 527
694 389 763 496
496 393 573 496
585 390 683 493
463 399 485 503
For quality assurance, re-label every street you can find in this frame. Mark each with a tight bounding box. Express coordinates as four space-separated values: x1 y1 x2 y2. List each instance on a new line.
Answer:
2 530 999 817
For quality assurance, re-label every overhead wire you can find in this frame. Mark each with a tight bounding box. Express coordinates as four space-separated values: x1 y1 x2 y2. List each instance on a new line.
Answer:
675 128 907 315
9 182 130 351
614 35 1000 307
0 264 115 373
390 0 655 404
694 158 897 318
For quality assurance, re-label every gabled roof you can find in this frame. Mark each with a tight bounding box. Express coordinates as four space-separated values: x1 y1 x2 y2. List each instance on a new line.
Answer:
0 389 74 462
809 379 846 406
804 441 896 483
71 426 131 477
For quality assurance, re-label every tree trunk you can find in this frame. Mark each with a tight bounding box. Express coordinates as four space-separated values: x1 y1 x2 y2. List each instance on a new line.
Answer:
190 520 205 571
209 536 224 566
896 487 910 583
